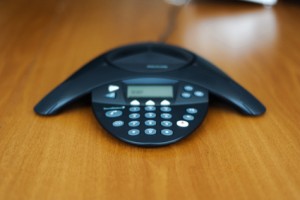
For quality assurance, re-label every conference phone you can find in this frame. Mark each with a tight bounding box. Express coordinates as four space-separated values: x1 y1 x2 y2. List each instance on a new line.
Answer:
34 43 266 146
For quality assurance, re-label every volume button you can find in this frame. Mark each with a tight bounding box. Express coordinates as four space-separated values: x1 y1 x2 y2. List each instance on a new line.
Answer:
184 85 194 91
194 91 204 97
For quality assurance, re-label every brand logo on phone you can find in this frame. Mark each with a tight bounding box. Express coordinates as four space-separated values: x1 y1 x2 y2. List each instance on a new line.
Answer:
146 65 169 69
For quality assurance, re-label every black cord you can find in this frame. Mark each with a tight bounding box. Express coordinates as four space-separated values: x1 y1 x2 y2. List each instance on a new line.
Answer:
158 6 182 42
158 0 191 42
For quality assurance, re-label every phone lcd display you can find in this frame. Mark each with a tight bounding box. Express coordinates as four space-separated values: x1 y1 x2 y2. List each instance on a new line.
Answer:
127 85 173 98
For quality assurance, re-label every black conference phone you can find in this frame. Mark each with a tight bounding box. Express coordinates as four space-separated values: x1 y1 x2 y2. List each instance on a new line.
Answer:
34 43 265 146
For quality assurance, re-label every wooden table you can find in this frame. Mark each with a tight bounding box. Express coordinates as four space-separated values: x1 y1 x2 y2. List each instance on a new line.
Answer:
1 0 299 199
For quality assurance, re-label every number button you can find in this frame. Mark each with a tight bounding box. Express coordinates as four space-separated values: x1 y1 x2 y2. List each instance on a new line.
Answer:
128 129 140 136
160 107 171 112
129 107 140 112
145 120 156 126
161 129 173 136
145 112 156 118
161 121 172 127
129 113 140 119
145 106 156 111
161 113 172 119
112 121 124 127
145 128 157 135
105 110 122 118
128 121 140 127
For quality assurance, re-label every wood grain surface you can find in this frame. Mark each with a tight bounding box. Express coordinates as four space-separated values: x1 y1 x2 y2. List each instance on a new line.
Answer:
0 0 300 199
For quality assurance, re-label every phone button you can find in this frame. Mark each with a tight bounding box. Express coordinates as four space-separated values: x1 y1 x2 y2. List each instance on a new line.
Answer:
145 100 155 106
128 129 140 136
161 121 172 127
129 107 140 112
161 129 173 136
176 120 189 128
183 114 194 121
112 121 124 127
105 92 116 99
130 100 140 106
145 106 156 111
145 128 157 135
129 113 140 119
145 120 156 126
108 85 119 92
160 100 170 106
161 113 172 119
105 110 122 118
184 85 194 91
145 112 156 118
186 108 198 114
128 121 140 127
194 91 204 97
181 92 191 98
160 106 171 112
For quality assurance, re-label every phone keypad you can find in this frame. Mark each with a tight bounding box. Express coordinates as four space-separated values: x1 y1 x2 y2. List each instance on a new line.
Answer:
92 81 208 146
103 104 202 138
